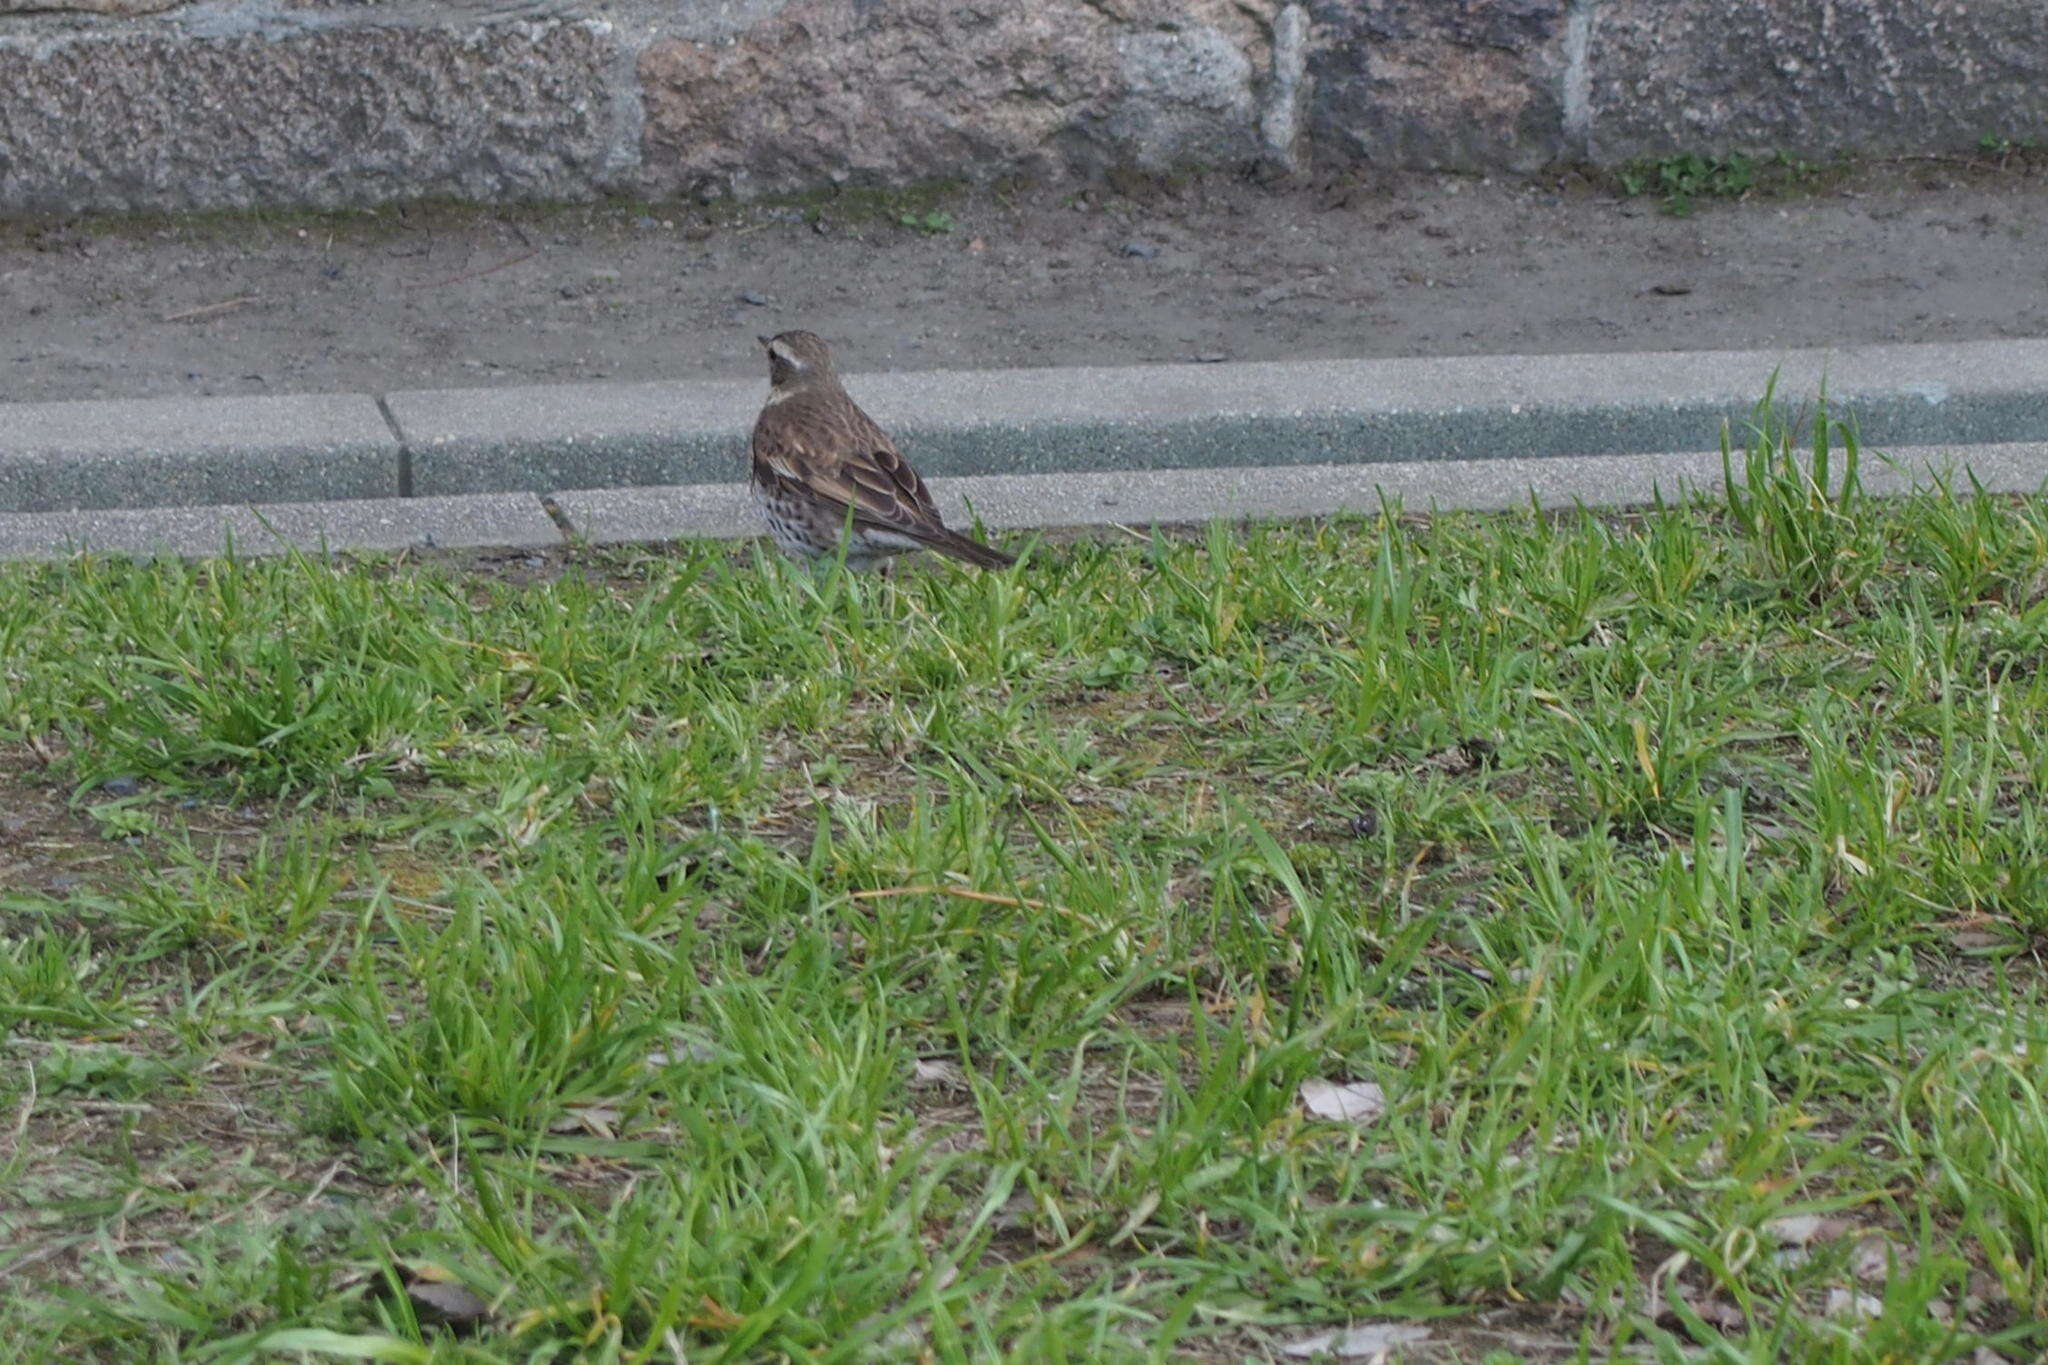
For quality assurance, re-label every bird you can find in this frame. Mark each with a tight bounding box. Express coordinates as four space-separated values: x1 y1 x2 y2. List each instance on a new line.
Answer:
747 330 1015 571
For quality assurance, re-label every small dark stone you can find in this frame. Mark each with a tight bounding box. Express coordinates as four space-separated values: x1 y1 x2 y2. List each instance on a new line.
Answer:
99 775 141 798
1649 282 1694 296
1120 239 1161 259
1348 810 1379 839
1460 738 1499 769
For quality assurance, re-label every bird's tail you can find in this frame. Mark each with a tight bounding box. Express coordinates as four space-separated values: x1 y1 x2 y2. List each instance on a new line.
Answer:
924 526 1016 570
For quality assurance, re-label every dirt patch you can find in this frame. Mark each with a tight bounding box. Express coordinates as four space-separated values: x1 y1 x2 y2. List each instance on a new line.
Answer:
0 744 111 901
1 163 2044 405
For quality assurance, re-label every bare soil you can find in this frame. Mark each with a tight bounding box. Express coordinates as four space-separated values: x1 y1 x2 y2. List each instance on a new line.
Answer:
1 162 2044 404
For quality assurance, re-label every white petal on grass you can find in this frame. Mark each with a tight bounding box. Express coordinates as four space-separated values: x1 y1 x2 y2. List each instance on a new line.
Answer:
911 1058 968 1087
1299 1078 1386 1126
1766 1213 1856 1246
1282 1322 1432 1358
645 1037 721 1067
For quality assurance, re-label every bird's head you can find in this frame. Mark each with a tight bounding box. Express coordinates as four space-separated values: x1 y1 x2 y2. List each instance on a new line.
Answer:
759 330 836 389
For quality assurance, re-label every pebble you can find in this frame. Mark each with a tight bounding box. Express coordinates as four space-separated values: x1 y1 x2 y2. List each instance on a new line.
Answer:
1120 239 1161 259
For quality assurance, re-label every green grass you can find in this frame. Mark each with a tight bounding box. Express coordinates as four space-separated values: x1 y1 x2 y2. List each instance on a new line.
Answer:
1615 152 1835 216
3 398 2048 1361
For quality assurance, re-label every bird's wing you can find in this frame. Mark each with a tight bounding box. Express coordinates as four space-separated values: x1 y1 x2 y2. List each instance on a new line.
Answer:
754 400 949 541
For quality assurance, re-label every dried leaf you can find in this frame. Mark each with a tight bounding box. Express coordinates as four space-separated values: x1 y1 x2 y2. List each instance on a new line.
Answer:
912 1058 967 1087
1282 1321 1432 1357
1299 1078 1386 1127
405 1261 460 1284
504 786 552 848
1852 1234 1908 1282
1109 1189 1162 1246
1765 1213 1855 1247
690 1294 745 1330
548 1105 621 1137
1657 1290 1746 1333
877 1322 928 1354
406 1278 490 1327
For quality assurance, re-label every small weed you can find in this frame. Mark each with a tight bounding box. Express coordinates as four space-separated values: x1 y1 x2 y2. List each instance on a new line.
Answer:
1979 132 2046 168
897 208 956 235
740 178 965 231
1618 151 1756 215
37 1043 172 1101
1720 373 1879 605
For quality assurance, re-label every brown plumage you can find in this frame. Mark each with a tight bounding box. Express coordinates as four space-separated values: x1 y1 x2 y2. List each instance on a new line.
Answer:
748 330 1015 571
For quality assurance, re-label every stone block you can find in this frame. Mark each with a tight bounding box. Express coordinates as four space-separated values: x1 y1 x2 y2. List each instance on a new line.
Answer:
1304 0 1572 171
0 9 625 213
636 0 1279 196
1587 0 2048 161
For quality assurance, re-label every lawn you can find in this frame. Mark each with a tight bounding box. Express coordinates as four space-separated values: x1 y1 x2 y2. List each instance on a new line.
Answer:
2 408 2046 1362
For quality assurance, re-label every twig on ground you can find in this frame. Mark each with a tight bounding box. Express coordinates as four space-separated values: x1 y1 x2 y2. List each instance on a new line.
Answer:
161 296 256 323
410 249 539 290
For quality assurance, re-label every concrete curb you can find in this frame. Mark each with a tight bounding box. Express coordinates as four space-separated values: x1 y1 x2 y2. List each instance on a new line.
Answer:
391 338 2048 494
0 492 562 561
10 442 2042 564
0 392 399 514
552 443 2048 548
8 339 2048 517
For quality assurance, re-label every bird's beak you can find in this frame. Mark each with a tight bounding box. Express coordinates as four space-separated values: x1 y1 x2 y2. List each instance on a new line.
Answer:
756 335 772 349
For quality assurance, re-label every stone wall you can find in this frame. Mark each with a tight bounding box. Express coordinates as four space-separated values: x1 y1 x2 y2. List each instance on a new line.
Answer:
0 0 2042 214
